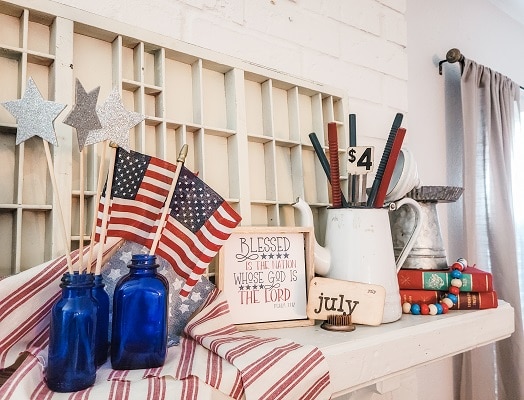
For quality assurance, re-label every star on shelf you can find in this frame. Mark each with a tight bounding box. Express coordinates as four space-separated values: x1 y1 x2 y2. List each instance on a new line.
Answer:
85 86 145 152
1 77 66 146
63 79 102 151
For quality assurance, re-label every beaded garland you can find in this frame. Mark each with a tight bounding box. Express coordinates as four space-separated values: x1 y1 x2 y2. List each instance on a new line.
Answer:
402 258 468 316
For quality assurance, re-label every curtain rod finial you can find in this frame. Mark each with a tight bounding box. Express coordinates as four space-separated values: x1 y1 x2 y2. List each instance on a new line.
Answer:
446 48 463 63
438 48 465 75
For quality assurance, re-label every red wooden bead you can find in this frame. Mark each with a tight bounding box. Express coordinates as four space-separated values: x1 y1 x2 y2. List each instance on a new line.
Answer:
451 261 464 271
449 286 460 295
440 302 449 314
420 304 430 315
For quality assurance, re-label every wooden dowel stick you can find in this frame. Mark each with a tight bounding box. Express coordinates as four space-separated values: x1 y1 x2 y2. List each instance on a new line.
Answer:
43 139 74 274
78 149 85 270
149 144 188 255
94 144 117 276
87 143 107 273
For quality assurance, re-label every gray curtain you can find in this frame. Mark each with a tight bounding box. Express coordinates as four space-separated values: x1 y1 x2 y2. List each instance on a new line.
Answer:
459 58 523 400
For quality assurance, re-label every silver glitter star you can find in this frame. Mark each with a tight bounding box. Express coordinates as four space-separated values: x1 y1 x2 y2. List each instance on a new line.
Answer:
85 87 144 152
63 79 102 151
1 77 66 146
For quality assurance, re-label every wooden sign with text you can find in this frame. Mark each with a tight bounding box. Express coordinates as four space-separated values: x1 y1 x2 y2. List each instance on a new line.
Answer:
218 227 314 330
307 277 386 326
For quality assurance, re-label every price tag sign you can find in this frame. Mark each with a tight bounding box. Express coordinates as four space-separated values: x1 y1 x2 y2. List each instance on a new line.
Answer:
347 146 374 174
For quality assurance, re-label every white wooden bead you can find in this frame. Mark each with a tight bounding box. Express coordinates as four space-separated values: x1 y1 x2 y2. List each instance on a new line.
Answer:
441 297 454 308
451 278 463 288
428 304 438 315
402 302 412 314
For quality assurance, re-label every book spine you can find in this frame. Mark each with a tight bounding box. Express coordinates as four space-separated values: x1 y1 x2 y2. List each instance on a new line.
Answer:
399 289 498 310
397 269 493 292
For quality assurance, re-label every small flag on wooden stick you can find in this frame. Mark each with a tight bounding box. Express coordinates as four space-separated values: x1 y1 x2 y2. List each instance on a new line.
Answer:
95 147 241 296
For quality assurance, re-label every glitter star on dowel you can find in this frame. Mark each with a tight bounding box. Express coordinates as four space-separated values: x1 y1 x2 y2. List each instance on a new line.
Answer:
85 86 145 152
1 77 66 146
63 79 102 151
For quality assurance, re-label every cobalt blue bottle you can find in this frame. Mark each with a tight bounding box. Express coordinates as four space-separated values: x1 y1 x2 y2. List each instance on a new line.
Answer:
92 274 109 366
46 272 97 392
111 254 169 370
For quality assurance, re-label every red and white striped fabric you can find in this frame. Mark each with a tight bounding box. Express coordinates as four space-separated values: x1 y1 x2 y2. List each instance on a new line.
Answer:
0 243 331 400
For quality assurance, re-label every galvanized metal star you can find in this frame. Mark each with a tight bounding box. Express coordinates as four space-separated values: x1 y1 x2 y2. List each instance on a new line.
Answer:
85 86 144 152
1 77 66 146
63 78 102 151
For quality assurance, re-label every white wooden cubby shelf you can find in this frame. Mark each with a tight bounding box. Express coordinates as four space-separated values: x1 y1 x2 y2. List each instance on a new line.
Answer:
0 0 350 276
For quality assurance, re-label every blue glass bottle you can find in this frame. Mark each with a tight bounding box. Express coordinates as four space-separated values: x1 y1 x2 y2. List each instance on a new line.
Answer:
46 272 97 392
111 254 169 370
92 274 109 366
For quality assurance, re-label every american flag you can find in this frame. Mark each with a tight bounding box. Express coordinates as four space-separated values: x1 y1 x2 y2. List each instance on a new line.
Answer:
96 148 241 297
155 166 241 297
95 147 176 246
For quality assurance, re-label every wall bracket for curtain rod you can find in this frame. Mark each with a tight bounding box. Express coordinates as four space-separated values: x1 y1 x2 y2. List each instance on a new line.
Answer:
438 48 465 75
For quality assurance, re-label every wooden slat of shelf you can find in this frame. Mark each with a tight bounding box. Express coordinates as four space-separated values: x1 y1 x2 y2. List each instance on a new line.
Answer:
247 134 272 144
0 45 22 60
204 126 236 138
0 45 55 66
26 50 54 66
0 204 52 210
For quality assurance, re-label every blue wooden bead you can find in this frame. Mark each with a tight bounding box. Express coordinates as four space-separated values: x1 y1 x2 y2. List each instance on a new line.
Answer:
451 269 462 279
447 293 458 304
411 304 421 315
435 303 443 314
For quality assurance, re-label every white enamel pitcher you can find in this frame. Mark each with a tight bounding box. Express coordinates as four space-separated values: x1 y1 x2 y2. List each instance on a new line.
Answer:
293 197 422 323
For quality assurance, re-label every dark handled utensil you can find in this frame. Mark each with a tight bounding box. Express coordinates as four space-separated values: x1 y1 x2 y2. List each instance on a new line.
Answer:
366 113 403 207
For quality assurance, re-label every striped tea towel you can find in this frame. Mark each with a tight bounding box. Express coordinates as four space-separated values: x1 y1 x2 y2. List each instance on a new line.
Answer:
0 242 331 399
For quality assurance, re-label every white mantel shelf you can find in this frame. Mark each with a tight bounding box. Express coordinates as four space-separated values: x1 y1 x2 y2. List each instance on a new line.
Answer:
255 300 515 397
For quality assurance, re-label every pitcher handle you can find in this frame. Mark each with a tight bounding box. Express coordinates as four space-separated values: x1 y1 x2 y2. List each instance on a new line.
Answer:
390 197 423 272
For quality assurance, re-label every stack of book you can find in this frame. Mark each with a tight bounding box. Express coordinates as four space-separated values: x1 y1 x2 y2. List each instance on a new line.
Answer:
398 266 498 310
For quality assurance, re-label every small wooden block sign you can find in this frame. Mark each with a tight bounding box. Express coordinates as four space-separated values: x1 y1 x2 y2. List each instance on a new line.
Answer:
307 277 386 326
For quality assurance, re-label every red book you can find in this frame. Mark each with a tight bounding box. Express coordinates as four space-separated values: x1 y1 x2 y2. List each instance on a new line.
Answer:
397 267 493 292
399 289 498 310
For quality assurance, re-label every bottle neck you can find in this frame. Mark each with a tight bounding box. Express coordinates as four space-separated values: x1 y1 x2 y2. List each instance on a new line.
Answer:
128 265 158 276
60 272 94 297
128 254 159 276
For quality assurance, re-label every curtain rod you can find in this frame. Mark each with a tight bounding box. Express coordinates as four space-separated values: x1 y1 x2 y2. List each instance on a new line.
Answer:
438 48 524 90
438 48 464 75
